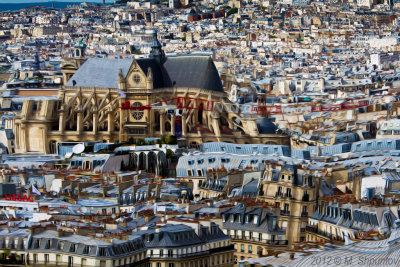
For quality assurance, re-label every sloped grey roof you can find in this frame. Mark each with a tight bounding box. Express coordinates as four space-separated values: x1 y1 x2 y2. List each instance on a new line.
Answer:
66 56 224 92
66 57 133 88
161 56 224 92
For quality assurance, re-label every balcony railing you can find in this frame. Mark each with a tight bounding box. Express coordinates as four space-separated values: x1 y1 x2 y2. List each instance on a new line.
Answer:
305 226 344 242
231 236 288 246
209 245 235 253
280 210 290 216
150 251 209 259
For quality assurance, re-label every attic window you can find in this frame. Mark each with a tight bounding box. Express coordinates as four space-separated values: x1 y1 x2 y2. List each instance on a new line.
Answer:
221 158 230 163
45 239 50 249
70 243 77 252
253 215 258 224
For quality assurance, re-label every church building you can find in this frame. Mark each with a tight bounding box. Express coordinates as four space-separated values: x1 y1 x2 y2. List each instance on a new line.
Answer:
14 31 288 154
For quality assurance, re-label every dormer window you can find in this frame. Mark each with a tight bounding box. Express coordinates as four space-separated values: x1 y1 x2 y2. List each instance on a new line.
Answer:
253 215 258 224
70 243 77 253
45 239 50 249
146 235 152 242
34 239 40 249
197 159 204 164
221 158 230 163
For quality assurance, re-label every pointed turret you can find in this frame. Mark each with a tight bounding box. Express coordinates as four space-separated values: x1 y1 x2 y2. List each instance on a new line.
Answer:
149 30 165 64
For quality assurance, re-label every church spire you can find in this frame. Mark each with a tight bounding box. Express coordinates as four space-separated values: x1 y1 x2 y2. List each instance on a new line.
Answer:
150 30 165 64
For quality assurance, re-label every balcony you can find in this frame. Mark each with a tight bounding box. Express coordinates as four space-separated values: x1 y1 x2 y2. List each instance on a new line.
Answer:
209 244 235 253
306 225 318 234
284 193 293 199
265 240 288 245
150 251 209 259
305 226 344 242
231 236 288 246
280 210 290 216
301 211 308 217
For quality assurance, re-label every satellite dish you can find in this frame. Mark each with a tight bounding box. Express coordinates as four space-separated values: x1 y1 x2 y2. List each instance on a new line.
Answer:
72 144 85 154
64 152 73 159
81 207 87 213
111 214 116 219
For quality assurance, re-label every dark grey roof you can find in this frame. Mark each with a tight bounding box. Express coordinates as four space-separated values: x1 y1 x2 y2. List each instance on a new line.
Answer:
66 56 224 92
134 224 203 248
242 178 259 197
256 117 278 134
222 207 284 234
161 56 224 92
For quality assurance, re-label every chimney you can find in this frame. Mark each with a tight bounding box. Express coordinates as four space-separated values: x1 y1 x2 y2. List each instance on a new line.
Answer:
57 230 72 237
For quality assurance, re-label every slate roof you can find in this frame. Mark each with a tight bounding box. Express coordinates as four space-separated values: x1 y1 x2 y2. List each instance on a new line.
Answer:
29 230 145 257
222 207 285 234
66 55 224 92
66 58 132 88
161 56 223 92
134 224 204 248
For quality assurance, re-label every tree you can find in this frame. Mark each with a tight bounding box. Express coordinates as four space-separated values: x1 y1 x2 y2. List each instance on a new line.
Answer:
166 149 174 159
227 7 238 17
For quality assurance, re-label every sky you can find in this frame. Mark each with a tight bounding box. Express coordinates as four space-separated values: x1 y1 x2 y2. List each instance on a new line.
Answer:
0 0 114 3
